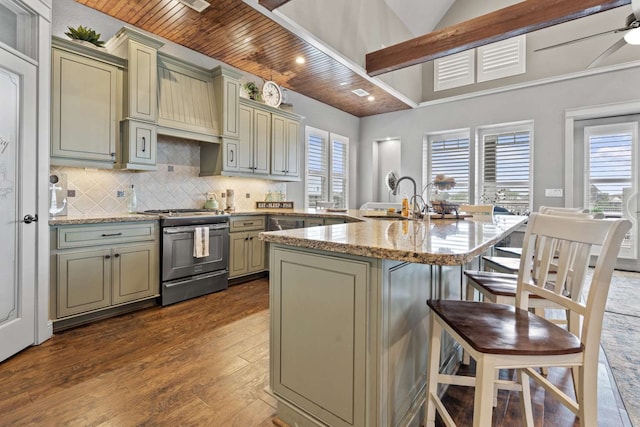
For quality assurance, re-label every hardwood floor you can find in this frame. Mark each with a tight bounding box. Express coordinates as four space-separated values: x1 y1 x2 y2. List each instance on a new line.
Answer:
0 277 630 426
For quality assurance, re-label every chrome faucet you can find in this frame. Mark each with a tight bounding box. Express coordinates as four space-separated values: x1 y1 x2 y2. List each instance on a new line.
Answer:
392 176 423 218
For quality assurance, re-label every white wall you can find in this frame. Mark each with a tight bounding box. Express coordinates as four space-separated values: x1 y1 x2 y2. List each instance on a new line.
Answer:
359 66 640 210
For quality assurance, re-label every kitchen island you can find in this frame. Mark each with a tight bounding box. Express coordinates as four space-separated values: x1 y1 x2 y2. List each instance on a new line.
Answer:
260 215 526 427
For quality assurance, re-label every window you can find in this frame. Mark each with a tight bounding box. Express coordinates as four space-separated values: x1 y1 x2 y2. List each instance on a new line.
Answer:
478 123 533 213
305 126 349 208
584 123 635 216
423 131 471 203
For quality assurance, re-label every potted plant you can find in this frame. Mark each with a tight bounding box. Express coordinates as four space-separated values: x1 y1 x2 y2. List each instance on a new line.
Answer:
243 81 260 100
64 25 105 48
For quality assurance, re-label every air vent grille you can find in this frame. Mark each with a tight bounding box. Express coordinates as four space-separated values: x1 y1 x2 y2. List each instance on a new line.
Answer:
351 88 370 97
434 50 475 91
178 0 210 13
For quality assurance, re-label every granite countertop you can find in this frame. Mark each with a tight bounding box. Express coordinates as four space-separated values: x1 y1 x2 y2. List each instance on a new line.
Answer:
260 215 527 266
48 213 160 225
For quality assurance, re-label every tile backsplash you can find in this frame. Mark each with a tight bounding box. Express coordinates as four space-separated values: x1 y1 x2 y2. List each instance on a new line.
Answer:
50 136 287 216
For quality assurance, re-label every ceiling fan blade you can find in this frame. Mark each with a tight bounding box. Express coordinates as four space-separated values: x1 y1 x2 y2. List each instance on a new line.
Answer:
587 37 628 69
534 28 624 52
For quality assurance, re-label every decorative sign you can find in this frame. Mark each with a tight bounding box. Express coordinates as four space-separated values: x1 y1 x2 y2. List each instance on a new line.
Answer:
256 201 294 209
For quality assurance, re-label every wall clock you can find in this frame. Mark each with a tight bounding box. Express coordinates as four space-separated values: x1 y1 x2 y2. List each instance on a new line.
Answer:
262 81 282 108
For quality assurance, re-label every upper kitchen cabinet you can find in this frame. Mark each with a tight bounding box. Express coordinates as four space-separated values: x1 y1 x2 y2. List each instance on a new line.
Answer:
211 66 241 139
105 27 164 171
51 37 125 169
271 115 300 179
238 101 271 175
156 54 219 143
105 27 164 123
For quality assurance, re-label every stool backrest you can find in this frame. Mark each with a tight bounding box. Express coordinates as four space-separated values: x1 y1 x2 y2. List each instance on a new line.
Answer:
516 213 631 357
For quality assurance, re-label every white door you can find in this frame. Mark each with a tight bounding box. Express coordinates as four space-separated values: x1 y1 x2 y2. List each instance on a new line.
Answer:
0 48 37 362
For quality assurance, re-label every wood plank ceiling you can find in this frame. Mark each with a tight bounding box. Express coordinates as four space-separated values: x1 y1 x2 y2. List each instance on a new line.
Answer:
75 0 411 118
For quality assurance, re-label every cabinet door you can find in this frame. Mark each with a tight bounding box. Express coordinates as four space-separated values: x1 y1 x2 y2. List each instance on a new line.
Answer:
221 77 240 138
229 232 249 278
112 243 159 304
127 40 157 122
247 231 266 273
237 104 254 173
253 108 271 175
285 119 300 177
57 249 111 317
122 119 157 168
51 49 118 163
271 115 287 176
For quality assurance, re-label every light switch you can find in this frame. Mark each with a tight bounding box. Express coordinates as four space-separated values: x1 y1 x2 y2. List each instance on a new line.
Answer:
545 188 563 197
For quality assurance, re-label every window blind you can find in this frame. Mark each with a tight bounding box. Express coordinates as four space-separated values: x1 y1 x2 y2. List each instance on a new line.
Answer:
482 130 531 212
306 132 327 206
330 137 348 208
423 135 470 203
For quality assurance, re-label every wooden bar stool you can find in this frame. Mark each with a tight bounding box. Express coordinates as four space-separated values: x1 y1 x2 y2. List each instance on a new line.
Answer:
424 213 631 427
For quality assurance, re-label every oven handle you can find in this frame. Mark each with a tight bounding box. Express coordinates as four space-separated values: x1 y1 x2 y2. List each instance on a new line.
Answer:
163 224 229 234
164 269 228 288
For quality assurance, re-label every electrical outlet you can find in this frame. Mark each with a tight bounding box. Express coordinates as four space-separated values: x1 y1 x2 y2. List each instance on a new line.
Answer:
67 189 76 197
117 190 125 198
545 188 563 197
246 193 250 198
167 165 174 172
221 193 225 198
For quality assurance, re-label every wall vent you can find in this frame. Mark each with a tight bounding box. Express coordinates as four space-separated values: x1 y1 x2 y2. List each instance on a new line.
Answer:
477 35 526 82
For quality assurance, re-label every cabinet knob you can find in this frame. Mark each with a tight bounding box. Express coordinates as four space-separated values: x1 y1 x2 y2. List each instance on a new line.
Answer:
105 255 111 259
114 253 120 258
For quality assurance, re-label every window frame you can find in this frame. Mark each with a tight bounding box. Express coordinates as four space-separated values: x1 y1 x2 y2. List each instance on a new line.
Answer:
304 126 349 209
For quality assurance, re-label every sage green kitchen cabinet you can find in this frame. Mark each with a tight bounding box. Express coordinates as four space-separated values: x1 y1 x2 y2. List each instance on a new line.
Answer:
120 119 157 170
229 216 267 279
105 27 164 123
238 103 271 175
51 38 125 168
271 115 300 178
51 222 159 322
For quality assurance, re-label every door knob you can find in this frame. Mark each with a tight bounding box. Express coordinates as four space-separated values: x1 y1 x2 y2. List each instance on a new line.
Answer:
23 214 38 224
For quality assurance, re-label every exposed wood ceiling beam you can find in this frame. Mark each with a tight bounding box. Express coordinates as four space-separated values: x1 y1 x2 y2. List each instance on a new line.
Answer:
366 0 631 76
258 0 293 11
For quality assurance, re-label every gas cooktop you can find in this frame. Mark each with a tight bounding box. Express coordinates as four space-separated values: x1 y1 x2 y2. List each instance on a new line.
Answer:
143 208 227 216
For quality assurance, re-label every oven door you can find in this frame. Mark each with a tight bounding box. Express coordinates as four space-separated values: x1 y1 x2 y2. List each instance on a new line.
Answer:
162 223 229 281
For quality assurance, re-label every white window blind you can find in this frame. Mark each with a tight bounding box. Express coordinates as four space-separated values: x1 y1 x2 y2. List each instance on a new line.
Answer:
423 133 470 203
330 135 349 209
306 129 327 207
305 127 349 208
481 128 532 213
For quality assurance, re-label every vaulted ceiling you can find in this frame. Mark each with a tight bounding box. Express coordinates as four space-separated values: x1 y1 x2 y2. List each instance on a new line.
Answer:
75 0 636 118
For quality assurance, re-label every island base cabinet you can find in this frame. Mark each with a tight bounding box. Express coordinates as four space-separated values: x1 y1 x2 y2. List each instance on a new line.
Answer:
270 245 450 427
270 247 370 427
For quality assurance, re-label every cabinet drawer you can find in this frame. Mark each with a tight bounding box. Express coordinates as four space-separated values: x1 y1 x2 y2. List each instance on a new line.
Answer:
230 216 265 232
57 222 157 249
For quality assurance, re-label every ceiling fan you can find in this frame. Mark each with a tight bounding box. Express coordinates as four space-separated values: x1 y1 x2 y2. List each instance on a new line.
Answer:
534 0 640 69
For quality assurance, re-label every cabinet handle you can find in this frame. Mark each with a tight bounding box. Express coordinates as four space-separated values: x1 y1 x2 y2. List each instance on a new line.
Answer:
23 214 38 224
105 255 111 259
114 253 120 258
249 236 254 240
141 136 146 153
245 237 249 241
243 222 255 226
101 232 123 237
230 149 234 162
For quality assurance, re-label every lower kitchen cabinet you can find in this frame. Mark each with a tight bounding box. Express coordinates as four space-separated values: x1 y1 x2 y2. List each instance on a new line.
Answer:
51 221 159 322
229 215 267 279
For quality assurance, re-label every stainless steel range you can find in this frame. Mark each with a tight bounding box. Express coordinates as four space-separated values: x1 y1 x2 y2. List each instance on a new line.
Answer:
145 209 230 306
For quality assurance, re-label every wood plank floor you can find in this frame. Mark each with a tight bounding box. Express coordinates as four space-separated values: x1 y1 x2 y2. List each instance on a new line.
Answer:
0 277 630 426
